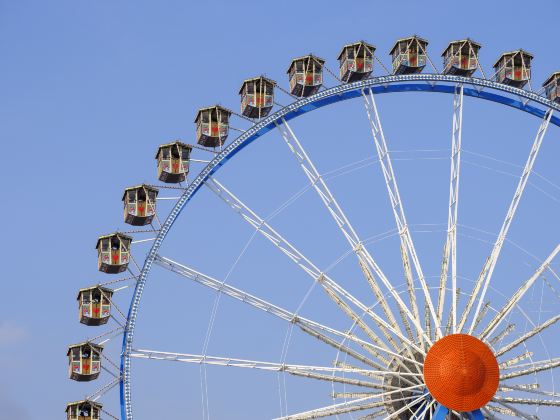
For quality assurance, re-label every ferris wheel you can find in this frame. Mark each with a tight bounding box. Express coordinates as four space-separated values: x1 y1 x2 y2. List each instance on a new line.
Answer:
66 36 560 420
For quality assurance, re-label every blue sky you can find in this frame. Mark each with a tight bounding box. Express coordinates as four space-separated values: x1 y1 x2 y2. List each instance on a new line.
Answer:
1 0 560 419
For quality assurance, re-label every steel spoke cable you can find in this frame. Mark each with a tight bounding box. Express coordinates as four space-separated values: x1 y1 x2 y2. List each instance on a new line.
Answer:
493 399 540 420
199 228 259 420
479 244 560 340
362 89 440 341
86 377 121 402
115 75 560 416
382 393 430 420
129 350 424 378
204 176 425 356
99 288 127 322
98 275 138 287
153 255 423 367
438 84 464 334
460 109 553 334
462 148 560 193
97 326 126 346
276 117 428 352
99 407 120 420
274 391 426 420
87 326 125 344
462 159 560 205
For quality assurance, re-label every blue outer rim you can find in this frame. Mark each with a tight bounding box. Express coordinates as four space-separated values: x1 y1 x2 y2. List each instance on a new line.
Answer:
119 74 559 419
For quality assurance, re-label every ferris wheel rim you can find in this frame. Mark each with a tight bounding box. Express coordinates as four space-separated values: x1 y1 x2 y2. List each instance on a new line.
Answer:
120 73 560 420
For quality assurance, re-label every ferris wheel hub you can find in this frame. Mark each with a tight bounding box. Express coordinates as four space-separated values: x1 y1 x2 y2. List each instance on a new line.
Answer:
423 334 499 412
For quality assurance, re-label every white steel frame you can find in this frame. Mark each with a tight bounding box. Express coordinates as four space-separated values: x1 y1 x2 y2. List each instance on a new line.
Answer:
72 73 560 420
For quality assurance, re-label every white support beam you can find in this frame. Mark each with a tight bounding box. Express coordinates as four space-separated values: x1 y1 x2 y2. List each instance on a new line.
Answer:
460 109 553 334
359 409 387 419
204 177 425 355
489 323 516 347
154 255 423 368
500 358 560 380
362 89 441 340
129 349 423 381
276 118 409 345
492 400 539 420
495 315 560 357
493 396 560 407
438 84 464 334
499 351 533 369
274 390 425 420
480 244 560 340
383 393 429 420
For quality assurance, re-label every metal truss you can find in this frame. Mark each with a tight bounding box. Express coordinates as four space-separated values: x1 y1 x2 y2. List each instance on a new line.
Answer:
495 315 560 357
438 84 464 334
493 396 560 407
153 255 422 368
459 109 553 334
500 358 560 380
362 89 441 340
480 244 560 340
276 118 412 347
204 176 424 356
129 349 422 381
273 392 427 420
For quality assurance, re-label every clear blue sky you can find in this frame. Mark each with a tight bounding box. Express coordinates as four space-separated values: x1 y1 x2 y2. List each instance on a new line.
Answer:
1 1 560 419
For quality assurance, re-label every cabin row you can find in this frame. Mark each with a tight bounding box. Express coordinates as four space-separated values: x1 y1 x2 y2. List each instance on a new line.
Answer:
190 38 559 151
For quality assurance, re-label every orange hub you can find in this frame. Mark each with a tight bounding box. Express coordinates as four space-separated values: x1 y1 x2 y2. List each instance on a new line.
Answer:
423 334 499 412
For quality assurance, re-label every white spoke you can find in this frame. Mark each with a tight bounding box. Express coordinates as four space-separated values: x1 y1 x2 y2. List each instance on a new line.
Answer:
154 255 423 367
359 409 387 419
438 84 464 334
275 390 425 420
333 392 378 399
415 399 436 420
204 177 425 355
480 243 560 339
481 407 500 420
486 404 527 418
499 351 534 369
495 315 560 357
382 393 429 419
493 396 560 407
363 89 440 340
493 400 539 420
321 285 394 363
489 323 516 347
500 383 560 398
500 358 560 380
459 109 553 334
129 349 424 378
276 118 409 345
298 323 394 373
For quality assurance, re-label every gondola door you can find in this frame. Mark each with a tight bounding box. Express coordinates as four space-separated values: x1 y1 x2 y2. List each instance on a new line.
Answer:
137 188 146 218
110 237 120 267
81 347 91 376
91 289 101 321
171 144 181 175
